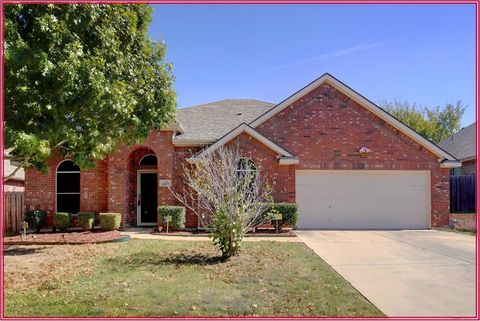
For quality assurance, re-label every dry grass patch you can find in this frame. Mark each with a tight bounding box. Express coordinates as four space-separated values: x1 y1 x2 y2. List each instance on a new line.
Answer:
4 239 383 317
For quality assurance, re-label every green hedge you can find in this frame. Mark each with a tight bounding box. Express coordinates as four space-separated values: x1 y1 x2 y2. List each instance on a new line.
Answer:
263 203 298 228
77 212 95 231
24 210 48 232
99 213 121 231
158 206 185 230
53 212 72 232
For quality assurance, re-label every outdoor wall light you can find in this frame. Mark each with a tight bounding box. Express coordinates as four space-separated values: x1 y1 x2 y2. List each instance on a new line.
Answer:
358 147 372 154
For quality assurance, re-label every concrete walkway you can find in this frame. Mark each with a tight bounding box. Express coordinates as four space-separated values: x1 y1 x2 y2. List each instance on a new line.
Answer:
121 228 301 242
296 230 476 317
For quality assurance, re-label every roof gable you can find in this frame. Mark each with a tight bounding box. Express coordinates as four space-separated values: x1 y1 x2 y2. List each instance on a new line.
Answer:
186 123 298 165
249 73 457 161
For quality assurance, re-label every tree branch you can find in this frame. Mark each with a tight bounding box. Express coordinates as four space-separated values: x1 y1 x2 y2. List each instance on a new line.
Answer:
4 158 29 181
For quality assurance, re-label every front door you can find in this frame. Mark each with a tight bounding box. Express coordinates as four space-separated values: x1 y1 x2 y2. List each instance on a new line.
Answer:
138 172 158 225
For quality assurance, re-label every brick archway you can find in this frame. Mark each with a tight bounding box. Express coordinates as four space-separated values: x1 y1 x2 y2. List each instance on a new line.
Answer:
127 147 157 226
106 131 176 228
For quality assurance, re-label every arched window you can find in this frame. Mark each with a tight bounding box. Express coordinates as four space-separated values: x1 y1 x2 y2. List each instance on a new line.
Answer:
235 158 258 191
56 160 80 213
139 154 157 167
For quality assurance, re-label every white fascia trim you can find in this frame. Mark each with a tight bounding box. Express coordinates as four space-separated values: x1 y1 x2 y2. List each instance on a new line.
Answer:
161 121 185 134
278 157 299 165
440 161 463 168
460 156 476 162
249 73 456 161
173 138 213 147
187 123 294 163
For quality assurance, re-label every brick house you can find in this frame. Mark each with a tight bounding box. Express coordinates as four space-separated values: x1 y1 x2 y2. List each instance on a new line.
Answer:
438 122 476 176
24 73 460 229
4 150 25 192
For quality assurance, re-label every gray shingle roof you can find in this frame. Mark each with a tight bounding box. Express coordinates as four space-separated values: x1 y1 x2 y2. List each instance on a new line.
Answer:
438 122 476 161
174 99 274 143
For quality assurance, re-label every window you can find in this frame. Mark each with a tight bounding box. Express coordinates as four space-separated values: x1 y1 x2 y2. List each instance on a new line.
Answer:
56 160 80 213
139 154 157 167
451 167 462 176
235 158 258 191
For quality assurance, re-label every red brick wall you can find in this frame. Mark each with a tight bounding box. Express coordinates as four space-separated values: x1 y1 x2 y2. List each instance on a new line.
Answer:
25 154 59 215
462 160 476 175
80 159 108 213
107 131 176 227
225 132 295 203
23 81 452 229
173 146 201 228
25 153 108 225
255 82 450 227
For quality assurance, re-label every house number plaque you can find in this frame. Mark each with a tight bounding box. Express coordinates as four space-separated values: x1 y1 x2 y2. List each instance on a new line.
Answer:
159 179 172 187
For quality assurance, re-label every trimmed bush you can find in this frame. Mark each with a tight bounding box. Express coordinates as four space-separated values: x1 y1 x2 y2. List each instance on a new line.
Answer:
99 213 121 231
158 206 185 230
275 203 298 227
263 203 298 228
24 210 48 233
53 212 72 232
77 212 95 231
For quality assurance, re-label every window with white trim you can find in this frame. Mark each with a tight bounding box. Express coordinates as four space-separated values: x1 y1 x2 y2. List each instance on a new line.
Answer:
139 154 157 167
56 160 80 213
235 158 258 191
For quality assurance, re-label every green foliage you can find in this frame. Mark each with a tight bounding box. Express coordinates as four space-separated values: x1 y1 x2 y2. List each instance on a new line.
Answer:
4 4 176 174
24 210 47 232
158 206 185 230
380 99 465 143
99 213 121 231
77 212 95 231
210 210 244 259
53 212 71 231
264 203 298 228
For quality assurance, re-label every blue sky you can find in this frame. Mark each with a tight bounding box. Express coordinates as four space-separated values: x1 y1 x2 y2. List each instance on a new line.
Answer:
148 4 476 127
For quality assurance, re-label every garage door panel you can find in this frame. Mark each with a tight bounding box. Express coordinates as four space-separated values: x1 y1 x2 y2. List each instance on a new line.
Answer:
312 200 428 215
298 200 427 218
296 170 430 229
296 170 428 187
298 186 428 202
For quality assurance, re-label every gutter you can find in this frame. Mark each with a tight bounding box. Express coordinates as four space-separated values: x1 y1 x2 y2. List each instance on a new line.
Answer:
439 159 463 169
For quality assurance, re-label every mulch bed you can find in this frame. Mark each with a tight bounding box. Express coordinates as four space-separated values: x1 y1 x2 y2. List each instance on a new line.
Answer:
3 230 129 245
151 228 296 237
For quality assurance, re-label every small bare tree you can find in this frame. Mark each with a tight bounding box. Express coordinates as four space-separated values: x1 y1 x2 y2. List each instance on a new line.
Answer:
171 146 272 259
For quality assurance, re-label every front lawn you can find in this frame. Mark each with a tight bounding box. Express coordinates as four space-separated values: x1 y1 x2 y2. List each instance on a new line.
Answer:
4 239 383 317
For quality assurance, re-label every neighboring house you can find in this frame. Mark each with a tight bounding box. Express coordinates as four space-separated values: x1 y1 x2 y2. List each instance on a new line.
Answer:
438 122 476 175
24 73 460 230
3 150 25 192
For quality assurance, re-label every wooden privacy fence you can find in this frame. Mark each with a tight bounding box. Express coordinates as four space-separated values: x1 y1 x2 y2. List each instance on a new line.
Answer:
450 174 476 213
4 191 25 234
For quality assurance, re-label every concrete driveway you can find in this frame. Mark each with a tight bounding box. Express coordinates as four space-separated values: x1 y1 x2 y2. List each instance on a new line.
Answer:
296 230 476 317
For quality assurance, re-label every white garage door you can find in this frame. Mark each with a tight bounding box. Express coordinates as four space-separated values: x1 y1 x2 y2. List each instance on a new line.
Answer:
296 170 430 229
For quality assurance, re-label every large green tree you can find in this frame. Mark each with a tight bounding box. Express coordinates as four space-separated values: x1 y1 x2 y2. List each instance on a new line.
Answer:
379 99 465 143
4 4 176 179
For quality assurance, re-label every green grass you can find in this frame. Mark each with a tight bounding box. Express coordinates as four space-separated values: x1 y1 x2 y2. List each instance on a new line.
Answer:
435 227 476 236
453 229 476 236
4 239 383 317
